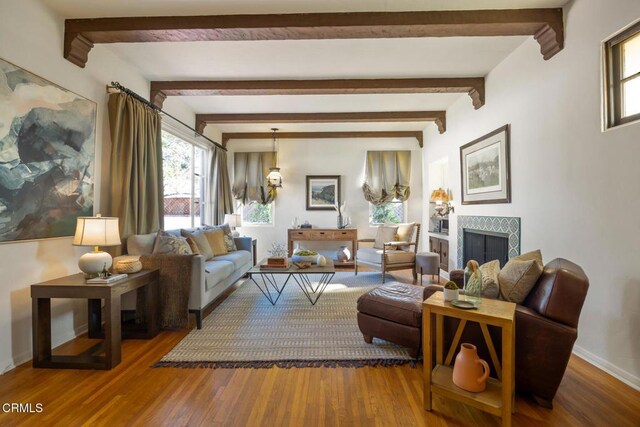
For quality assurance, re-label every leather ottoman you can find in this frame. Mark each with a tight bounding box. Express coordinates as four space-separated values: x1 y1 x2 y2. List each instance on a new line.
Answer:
356 283 427 358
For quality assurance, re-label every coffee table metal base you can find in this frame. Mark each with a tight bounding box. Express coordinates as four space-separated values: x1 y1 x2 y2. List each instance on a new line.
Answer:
291 272 335 305
249 271 335 306
249 273 290 305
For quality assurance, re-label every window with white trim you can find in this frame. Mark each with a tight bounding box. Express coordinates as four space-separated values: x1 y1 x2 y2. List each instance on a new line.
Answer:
369 199 406 225
161 129 207 229
240 202 274 226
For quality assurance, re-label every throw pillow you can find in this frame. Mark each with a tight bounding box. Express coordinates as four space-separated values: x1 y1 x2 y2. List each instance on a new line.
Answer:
395 222 416 251
479 259 500 299
498 259 543 303
181 229 213 260
152 231 193 255
512 249 543 270
203 224 237 252
185 237 200 255
203 228 228 256
373 225 399 249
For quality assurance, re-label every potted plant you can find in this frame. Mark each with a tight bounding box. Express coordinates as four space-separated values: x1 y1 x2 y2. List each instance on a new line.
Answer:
443 281 459 302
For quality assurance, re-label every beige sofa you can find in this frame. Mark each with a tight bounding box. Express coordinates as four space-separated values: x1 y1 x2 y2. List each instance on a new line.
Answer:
125 227 253 328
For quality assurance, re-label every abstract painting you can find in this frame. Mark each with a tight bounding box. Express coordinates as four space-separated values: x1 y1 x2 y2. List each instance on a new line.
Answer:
0 58 96 242
460 125 511 204
306 175 340 210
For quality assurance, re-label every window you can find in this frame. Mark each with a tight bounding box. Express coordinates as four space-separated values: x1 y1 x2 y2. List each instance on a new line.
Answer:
369 200 406 225
162 130 206 229
604 20 640 128
241 202 274 226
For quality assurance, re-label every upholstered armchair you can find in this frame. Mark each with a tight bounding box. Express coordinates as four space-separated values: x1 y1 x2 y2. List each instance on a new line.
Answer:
356 223 421 283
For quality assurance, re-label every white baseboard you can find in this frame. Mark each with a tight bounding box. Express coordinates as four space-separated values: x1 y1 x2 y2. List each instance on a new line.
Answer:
1 323 88 375
573 345 640 391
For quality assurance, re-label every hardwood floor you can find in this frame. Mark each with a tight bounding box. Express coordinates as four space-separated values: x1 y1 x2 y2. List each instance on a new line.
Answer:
0 270 638 426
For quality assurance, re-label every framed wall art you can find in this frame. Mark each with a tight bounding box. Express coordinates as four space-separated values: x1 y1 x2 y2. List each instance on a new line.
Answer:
460 125 511 205
306 175 340 210
0 58 96 243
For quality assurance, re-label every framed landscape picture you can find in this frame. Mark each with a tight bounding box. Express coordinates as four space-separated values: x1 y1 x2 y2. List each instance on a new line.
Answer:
460 125 511 204
0 58 96 243
306 175 340 210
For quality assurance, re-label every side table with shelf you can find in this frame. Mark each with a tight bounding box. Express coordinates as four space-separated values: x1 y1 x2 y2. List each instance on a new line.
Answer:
423 292 516 427
31 270 160 370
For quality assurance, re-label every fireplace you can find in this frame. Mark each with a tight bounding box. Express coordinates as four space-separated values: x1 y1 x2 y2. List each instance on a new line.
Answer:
463 229 509 267
457 216 521 268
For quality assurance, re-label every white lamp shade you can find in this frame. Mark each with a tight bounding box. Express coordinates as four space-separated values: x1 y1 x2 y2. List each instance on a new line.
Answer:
267 168 283 188
73 216 121 247
224 213 242 228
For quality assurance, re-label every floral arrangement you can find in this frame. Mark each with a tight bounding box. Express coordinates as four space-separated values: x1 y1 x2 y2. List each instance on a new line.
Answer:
268 242 288 258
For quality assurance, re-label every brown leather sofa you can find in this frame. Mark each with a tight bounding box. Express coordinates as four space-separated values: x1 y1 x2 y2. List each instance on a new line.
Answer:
425 258 589 408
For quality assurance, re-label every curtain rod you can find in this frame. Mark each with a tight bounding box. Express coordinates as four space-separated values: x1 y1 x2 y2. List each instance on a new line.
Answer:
107 81 227 152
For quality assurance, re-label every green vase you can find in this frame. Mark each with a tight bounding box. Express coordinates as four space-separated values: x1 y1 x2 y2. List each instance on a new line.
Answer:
464 265 483 306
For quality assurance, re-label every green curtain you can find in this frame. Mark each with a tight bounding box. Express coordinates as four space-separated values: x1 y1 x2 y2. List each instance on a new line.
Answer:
362 151 411 206
231 152 277 205
108 92 163 241
207 145 234 225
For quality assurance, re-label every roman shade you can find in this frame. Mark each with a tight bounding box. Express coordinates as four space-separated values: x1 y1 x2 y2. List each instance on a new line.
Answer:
232 152 277 204
362 151 411 206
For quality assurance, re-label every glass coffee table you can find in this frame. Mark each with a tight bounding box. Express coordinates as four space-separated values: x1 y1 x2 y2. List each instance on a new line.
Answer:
247 258 336 306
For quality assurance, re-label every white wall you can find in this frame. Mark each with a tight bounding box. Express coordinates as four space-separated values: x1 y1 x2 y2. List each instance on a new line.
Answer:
227 138 424 260
0 0 197 372
422 0 640 387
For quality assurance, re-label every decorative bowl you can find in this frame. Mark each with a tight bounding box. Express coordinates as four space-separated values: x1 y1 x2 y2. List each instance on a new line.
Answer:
291 254 318 264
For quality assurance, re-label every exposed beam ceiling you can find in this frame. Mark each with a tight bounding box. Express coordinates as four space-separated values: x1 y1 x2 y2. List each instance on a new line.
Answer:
222 131 424 147
64 9 564 67
150 78 484 110
196 111 446 134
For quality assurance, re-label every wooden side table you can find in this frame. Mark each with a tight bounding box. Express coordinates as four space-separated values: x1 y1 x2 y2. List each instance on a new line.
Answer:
423 293 516 427
31 270 159 370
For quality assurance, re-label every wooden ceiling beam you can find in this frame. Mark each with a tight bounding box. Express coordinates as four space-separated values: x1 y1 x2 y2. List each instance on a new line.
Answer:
222 131 424 148
64 9 564 67
150 78 484 110
196 111 446 134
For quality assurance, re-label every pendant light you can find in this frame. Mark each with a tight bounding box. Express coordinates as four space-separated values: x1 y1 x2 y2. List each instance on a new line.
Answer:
266 127 283 188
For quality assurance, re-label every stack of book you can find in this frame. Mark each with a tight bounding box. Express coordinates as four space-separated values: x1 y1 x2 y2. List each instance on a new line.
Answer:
260 257 289 270
86 273 128 284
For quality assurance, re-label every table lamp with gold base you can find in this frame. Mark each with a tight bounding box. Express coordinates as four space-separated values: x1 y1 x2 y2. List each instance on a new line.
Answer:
72 214 121 278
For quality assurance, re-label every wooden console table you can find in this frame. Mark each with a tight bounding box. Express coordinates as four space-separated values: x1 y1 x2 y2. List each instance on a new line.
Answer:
31 270 159 370
423 293 516 427
287 228 357 267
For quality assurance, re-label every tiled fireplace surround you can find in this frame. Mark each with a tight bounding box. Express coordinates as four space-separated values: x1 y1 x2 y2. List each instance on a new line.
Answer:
456 215 521 268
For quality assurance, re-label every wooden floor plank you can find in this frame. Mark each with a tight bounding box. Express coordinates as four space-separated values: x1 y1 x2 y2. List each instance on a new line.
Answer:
0 269 638 426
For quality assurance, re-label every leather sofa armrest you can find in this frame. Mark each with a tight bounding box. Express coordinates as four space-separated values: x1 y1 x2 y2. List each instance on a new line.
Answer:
514 305 578 402
449 269 465 288
423 284 444 300
234 237 252 252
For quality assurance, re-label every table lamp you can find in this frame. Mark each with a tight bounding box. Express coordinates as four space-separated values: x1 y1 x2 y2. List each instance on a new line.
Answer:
224 213 242 237
72 214 121 277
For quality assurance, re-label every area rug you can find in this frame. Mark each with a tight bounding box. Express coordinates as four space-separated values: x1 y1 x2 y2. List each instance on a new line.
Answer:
154 272 416 369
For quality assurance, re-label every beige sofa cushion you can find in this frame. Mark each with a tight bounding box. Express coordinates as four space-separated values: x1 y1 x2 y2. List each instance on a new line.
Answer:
358 247 416 265
204 228 228 256
512 249 543 269
127 232 157 255
479 259 500 299
181 229 214 260
498 259 543 303
395 222 416 250
373 225 399 249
